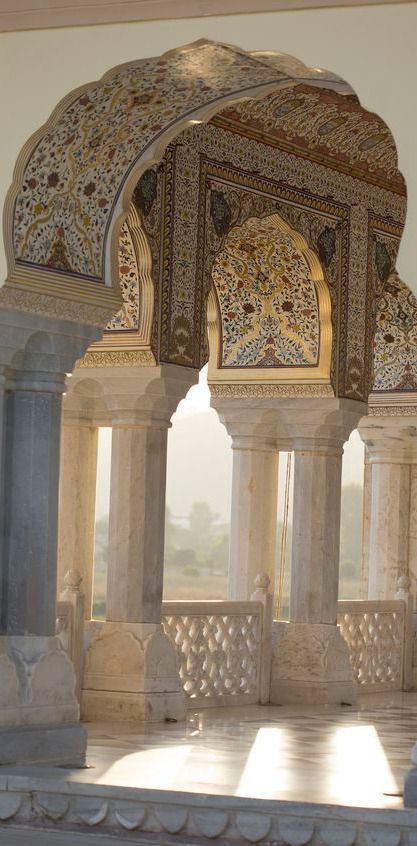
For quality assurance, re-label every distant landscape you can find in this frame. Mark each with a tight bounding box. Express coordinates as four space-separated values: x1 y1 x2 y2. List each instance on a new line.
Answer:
92 483 363 619
93 368 365 618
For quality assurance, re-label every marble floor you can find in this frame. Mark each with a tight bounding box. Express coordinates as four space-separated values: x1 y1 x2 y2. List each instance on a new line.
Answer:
3 691 417 811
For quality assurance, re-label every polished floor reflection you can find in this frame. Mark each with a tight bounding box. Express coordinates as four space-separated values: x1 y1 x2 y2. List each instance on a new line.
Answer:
4 691 417 810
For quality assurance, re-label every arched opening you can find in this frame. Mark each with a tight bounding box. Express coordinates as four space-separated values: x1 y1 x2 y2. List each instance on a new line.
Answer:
208 212 331 387
0 39 412 772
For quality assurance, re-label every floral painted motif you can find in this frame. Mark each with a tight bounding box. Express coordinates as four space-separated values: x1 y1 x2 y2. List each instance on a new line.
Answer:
106 220 139 331
212 217 319 368
14 42 348 280
373 272 417 392
156 111 404 399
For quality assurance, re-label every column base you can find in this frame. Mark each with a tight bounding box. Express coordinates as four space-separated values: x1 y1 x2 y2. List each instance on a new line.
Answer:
82 689 185 722
404 743 417 806
270 622 357 706
0 635 85 765
81 622 186 723
0 722 86 766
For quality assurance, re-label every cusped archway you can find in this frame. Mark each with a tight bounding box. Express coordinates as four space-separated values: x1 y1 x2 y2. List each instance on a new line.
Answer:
208 213 331 391
1 40 380 320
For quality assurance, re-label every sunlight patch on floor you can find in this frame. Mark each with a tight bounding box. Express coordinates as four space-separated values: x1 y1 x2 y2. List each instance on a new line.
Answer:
236 727 287 799
330 724 398 804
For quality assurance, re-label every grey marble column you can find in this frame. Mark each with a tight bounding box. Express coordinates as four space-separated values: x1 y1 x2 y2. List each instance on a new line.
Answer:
2 372 65 635
0 307 101 764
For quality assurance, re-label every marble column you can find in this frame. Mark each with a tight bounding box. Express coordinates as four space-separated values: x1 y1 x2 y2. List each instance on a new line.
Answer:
358 416 417 605
212 399 279 601
106 419 168 623
270 397 366 705
58 413 99 619
0 373 6 628
360 447 371 599
81 364 198 722
290 441 343 626
0 307 100 765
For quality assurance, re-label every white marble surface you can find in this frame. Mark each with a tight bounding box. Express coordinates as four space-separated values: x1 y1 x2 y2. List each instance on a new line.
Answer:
4 692 417 810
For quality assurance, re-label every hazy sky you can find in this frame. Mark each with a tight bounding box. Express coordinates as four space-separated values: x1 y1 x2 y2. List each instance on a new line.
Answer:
95 366 364 522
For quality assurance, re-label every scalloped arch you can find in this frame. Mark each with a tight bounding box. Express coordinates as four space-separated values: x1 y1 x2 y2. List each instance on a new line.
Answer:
3 39 355 315
208 212 332 389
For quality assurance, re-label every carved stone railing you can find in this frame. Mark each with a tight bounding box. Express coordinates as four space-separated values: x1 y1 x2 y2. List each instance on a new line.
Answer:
162 577 272 708
56 569 85 701
337 599 410 691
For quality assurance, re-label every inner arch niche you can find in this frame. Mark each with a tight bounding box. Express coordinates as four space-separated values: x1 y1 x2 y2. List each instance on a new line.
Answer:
208 213 332 387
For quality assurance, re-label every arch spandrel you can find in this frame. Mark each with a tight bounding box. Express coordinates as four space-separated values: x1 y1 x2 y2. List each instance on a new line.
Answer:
369 272 417 411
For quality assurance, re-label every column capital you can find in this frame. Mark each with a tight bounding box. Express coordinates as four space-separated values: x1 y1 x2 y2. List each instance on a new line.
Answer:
358 414 417 464
68 363 198 427
212 396 365 451
0 307 100 388
275 397 367 449
211 397 281 450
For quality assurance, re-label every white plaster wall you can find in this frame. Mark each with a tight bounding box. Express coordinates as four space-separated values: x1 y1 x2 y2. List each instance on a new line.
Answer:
1 3 416 289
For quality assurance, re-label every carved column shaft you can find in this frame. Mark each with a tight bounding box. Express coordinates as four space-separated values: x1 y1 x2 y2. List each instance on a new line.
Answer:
290 441 343 625
58 418 99 620
359 415 417 606
210 398 279 602
270 397 366 705
229 436 279 601
106 418 170 624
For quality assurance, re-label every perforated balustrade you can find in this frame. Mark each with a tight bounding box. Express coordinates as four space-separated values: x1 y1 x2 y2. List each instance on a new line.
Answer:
161 601 263 707
337 600 407 691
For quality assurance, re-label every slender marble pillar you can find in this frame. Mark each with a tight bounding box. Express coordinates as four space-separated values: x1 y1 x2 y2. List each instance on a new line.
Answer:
229 435 279 600
290 442 343 625
58 418 99 620
359 416 417 605
270 397 366 705
0 374 6 629
210 399 279 601
81 364 199 722
360 448 371 599
106 416 170 624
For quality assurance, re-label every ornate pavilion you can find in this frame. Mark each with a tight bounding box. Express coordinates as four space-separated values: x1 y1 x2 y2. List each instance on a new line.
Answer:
1 37 417 844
